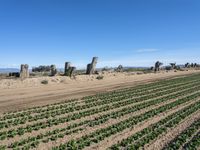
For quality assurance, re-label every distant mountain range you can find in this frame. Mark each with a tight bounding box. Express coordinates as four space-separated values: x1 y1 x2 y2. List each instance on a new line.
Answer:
0 68 19 73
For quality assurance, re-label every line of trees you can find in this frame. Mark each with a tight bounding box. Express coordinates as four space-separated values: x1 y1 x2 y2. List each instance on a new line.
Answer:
153 61 200 73
32 66 51 72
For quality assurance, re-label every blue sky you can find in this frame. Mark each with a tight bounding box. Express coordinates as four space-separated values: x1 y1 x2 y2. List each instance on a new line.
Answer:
0 0 200 69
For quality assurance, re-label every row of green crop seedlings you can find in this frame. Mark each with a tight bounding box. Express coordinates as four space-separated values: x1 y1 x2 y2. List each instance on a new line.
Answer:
13 79 200 122
163 118 200 150
83 74 200 103
1 74 199 121
1 81 199 143
183 131 200 150
4 85 200 149
1 78 199 131
4 74 200 123
0 75 197 124
2 79 196 127
2 82 200 141
50 93 200 150
108 99 200 150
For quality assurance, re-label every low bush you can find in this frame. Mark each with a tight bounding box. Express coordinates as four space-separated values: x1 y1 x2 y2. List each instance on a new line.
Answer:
41 80 48 85
96 75 104 80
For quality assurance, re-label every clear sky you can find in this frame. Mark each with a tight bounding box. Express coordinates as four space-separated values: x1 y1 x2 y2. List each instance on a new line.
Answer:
0 0 200 69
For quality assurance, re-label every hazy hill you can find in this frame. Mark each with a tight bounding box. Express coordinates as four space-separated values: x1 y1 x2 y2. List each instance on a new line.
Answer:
0 68 19 73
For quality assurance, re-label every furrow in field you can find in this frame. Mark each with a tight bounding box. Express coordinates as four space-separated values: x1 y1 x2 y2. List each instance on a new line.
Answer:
3 85 200 149
1 79 200 131
0 74 199 150
43 95 200 149
2 74 199 118
182 130 200 150
1 75 197 122
84 99 200 150
0 81 199 139
107 100 200 150
8 90 195 148
83 75 200 103
145 111 200 150
3 83 199 149
51 92 200 150
27 80 200 122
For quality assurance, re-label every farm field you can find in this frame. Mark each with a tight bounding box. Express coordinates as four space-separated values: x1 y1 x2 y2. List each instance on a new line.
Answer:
0 73 200 150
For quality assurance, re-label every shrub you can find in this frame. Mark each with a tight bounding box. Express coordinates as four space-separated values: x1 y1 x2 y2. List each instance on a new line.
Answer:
41 80 48 85
96 75 104 80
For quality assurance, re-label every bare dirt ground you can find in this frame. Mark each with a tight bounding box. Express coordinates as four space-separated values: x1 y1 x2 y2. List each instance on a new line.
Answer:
0 70 200 114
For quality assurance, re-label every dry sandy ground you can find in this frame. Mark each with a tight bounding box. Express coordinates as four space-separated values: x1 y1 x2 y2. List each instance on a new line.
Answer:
0 70 200 114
